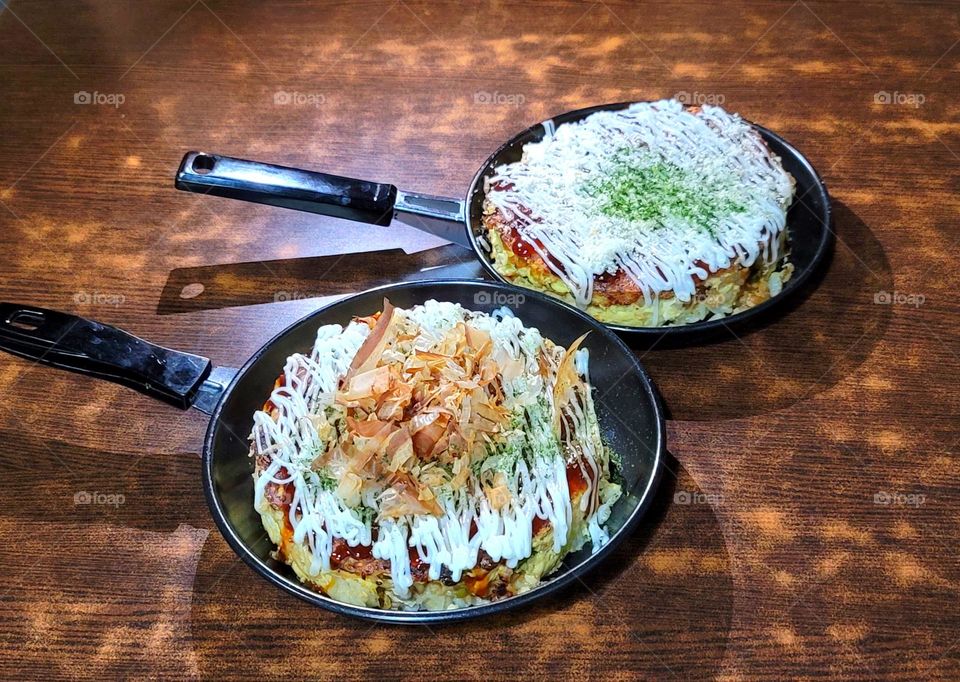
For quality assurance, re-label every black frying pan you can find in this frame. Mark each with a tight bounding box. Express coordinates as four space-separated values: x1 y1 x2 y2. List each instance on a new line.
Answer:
175 101 833 340
0 280 665 623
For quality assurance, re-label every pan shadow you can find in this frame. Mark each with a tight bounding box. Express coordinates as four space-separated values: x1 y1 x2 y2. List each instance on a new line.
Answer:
640 201 892 420
157 244 484 315
189 454 734 679
155 203 881 423
0 427 210 533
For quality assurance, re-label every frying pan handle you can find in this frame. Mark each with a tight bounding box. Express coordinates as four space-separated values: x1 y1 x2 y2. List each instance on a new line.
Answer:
393 190 469 247
175 152 398 226
0 303 212 409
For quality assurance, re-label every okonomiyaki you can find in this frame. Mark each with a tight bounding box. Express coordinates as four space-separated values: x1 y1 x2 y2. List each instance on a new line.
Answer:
250 299 622 611
481 99 796 327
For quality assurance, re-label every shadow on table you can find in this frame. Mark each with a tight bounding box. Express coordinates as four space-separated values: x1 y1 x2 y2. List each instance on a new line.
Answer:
156 202 886 423
642 201 892 420
188 453 734 679
0 427 209 532
156 244 484 314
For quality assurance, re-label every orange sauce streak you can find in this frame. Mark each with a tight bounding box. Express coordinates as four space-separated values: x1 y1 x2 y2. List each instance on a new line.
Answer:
263 372 286 413
532 462 589 536
280 521 293 547
507 226 541 259
464 570 491 597
566 459 589 498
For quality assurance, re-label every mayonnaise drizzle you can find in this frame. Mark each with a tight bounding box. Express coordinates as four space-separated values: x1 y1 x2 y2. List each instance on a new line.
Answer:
251 301 613 598
485 100 795 307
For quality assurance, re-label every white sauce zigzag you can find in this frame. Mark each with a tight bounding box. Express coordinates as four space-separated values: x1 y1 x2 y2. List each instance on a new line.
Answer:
485 99 795 307
251 301 609 598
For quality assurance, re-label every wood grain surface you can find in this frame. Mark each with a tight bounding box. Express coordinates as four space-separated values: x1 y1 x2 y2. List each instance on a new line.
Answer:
0 1 957 679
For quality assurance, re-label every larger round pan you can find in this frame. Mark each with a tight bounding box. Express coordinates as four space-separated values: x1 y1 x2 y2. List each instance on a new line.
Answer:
175 101 832 341
0 280 665 624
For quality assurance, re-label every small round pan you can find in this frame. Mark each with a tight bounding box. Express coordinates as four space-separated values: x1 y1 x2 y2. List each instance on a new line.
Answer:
175 101 832 340
0 280 665 623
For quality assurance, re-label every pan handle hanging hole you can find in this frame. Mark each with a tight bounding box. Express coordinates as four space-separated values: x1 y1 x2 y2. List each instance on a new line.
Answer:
192 154 216 175
7 310 45 331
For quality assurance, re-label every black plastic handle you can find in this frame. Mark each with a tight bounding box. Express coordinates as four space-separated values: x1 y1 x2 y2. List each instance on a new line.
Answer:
0 303 212 409
175 152 398 226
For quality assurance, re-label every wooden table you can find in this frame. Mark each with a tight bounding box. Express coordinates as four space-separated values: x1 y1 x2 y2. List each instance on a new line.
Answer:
0 1 956 678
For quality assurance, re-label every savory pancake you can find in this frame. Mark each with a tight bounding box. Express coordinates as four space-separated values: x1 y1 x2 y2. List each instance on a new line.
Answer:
250 300 622 610
481 100 796 327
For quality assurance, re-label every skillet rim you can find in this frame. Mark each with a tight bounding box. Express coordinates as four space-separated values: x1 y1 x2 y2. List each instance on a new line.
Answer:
463 100 834 339
201 278 666 623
